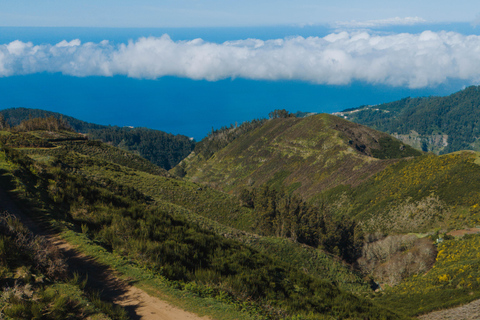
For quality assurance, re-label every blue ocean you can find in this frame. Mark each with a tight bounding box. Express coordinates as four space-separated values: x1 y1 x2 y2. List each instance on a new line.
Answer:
0 24 477 140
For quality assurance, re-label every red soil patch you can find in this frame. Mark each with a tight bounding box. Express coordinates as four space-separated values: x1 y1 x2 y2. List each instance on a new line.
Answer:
447 228 480 237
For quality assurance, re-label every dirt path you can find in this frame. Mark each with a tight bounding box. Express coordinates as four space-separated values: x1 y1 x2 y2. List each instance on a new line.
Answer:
0 187 210 320
418 299 480 320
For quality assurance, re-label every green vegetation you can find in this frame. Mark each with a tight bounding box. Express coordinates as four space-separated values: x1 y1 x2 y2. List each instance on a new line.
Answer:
4 109 480 319
239 185 363 264
346 152 480 234
88 126 194 170
193 118 266 160
0 127 406 319
341 85 480 154
378 234 480 316
176 111 480 316
181 113 420 201
0 213 127 320
0 107 194 170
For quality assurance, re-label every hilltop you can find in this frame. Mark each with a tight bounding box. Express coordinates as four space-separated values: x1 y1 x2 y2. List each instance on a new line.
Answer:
175 112 480 317
180 113 421 200
336 86 480 154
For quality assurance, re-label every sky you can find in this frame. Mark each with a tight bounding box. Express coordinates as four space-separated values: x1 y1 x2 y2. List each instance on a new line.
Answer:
0 1 479 28
1 2 480 137
1 2 480 90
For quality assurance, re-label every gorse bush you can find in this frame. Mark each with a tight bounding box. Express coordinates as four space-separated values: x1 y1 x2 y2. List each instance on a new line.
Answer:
377 234 480 316
0 212 67 279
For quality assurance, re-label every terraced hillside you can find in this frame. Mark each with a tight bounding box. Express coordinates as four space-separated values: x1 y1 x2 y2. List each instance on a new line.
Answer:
0 107 195 170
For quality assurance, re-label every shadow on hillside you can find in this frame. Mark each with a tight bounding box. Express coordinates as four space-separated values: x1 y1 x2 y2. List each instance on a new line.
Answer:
0 169 142 320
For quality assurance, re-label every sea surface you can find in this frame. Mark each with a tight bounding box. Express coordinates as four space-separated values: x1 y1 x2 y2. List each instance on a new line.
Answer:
0 24 477 139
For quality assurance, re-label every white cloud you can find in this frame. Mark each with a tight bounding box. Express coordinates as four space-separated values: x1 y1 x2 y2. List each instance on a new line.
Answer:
1 30 480 88
333 17 427 29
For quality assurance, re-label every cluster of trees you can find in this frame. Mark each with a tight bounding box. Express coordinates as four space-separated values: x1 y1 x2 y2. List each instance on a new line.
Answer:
268 109 295 119
88 127 194 170
11 116 73 133
239 186 363 264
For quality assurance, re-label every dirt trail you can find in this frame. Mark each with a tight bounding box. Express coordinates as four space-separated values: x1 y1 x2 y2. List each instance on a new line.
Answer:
418 299 480 320
0 188 210 320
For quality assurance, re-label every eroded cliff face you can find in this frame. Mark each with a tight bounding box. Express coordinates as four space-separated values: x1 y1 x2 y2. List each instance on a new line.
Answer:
393 130 448 154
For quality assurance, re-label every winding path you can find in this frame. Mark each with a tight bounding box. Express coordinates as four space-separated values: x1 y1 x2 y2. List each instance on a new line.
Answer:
0 187 210 320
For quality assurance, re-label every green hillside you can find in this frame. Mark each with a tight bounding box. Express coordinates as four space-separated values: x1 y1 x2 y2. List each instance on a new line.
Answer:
0 123 405 319
180 113 421 200
337 86 480 154
175 112 480 317
4 112 480 318
345 152 480 234
0 107 194 170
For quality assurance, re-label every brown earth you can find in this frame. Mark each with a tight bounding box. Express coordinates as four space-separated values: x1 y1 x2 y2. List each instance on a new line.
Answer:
418 299 480 320
447 228 480 237
0 187 210 320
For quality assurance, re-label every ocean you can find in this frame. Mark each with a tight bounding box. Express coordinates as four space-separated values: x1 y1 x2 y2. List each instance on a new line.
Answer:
0 24 477 139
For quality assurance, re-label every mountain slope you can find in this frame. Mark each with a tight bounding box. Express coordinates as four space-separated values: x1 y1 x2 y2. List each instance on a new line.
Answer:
344 151 480 233
0 123 406 319
180 113 421 200
0 107 194 170
336 86 480 154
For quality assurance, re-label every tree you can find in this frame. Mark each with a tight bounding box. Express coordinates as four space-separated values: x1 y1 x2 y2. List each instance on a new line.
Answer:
268 109 293 119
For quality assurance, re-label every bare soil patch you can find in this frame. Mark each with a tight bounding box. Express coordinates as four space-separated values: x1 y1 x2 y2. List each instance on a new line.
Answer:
447 228 480 237
418 299 480 320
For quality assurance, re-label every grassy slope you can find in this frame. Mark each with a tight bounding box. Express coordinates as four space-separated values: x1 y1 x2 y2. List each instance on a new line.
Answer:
0 107 195 170
30 138 371 295
181 114 420 200
345 152 480 234
0 132 399 319
6 122 480 317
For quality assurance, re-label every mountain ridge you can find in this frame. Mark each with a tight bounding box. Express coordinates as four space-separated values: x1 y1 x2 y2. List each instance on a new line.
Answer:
180 113 421 200
336 85 480 154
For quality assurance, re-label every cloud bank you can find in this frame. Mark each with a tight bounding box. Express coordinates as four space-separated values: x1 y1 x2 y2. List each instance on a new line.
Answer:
1 31 480 88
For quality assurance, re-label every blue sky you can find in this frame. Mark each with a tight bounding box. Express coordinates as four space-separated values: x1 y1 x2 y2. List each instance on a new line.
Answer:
1 0 479 27
1 1 480 137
